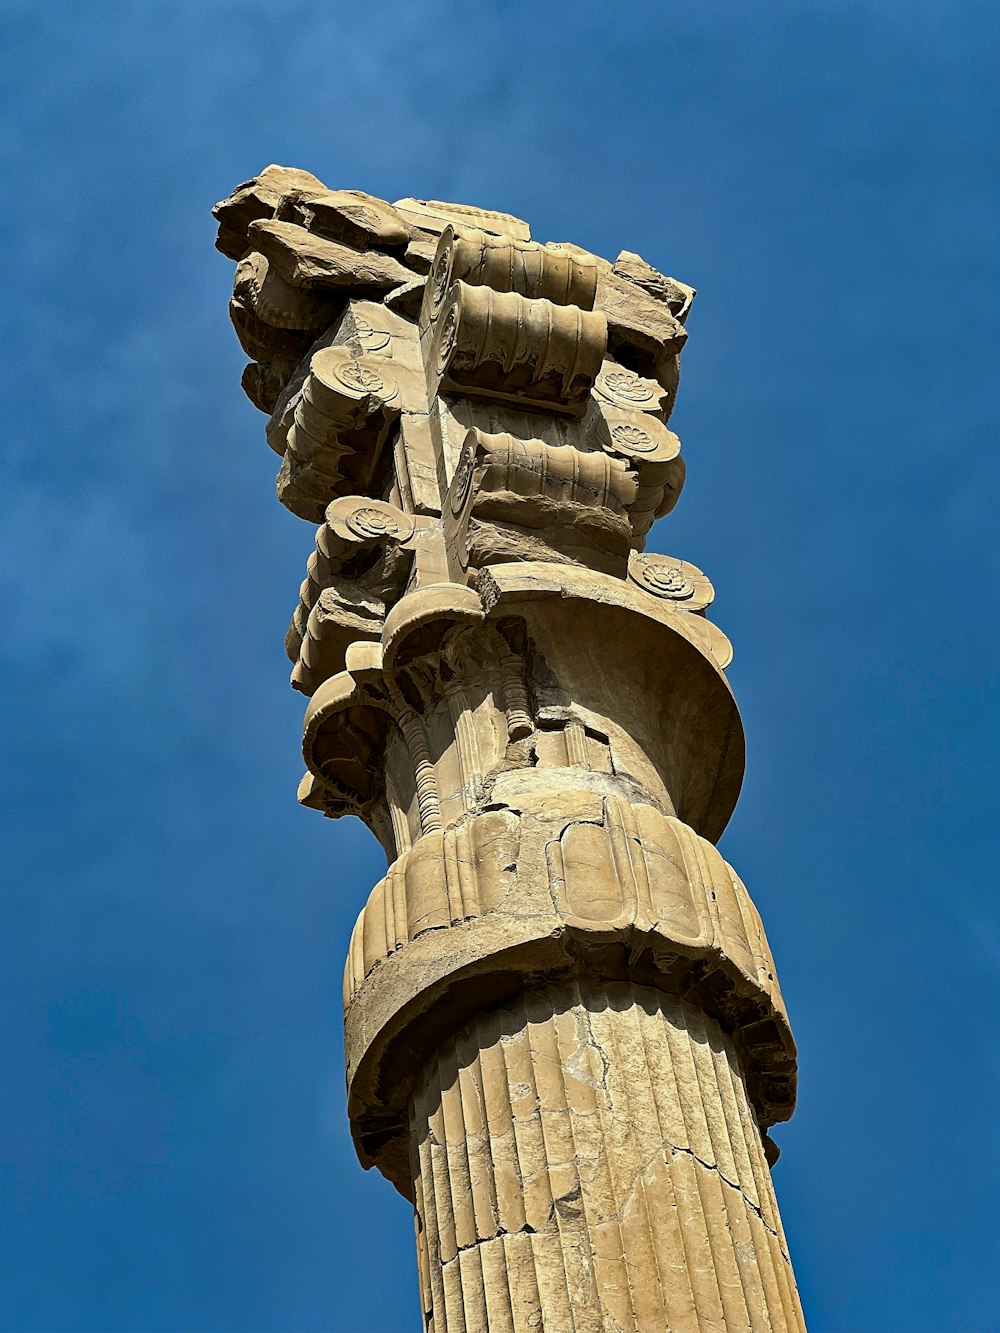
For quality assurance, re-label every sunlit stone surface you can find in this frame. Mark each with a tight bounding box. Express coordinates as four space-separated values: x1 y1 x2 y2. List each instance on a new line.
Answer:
212 167 807 1332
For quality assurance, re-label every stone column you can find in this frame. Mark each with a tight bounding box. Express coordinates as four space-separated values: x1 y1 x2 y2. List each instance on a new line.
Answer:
213 169 807 1332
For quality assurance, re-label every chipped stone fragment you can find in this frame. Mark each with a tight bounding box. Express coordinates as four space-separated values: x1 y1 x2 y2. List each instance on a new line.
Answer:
247 219 413 291
241 358 300 414
595 270 688 356
212 163 328 258
278 189 411 250
228 286 312 365
613 249 696 322
384 278 426 318
402 234 437 274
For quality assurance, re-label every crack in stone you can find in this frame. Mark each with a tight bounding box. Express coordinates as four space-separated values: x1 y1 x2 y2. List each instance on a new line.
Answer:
440 1223 539 1263
608 1142 783 1241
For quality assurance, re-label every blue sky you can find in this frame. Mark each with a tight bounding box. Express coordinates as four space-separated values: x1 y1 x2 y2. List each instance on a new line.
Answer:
2 2 998 1329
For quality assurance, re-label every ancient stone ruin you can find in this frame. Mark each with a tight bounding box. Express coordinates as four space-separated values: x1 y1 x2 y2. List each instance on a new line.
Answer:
212 165 807 1332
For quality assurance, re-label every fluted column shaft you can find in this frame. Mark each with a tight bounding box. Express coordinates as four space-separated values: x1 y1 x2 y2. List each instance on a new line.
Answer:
411 982 806 1333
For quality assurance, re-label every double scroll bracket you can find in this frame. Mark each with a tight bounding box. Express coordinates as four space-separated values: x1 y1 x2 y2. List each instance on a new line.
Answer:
444 426 638 578
274 345 402 522
418 225 605 420
298 585 499 853
423 224 600 316
427 281 608 417
287 495 418 696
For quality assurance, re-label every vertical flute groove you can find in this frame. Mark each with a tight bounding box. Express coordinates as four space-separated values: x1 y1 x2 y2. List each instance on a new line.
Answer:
410 982 806 1332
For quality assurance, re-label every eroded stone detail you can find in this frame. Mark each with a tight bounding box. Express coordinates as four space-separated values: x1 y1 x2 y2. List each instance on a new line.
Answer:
212 169 807 1332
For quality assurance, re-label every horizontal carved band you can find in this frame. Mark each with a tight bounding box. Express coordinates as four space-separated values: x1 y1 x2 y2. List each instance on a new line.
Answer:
344 796 795 1192
394 197 531 242
456 428 637 513
297 567 740 857
433 282 607 415
425 225 599 325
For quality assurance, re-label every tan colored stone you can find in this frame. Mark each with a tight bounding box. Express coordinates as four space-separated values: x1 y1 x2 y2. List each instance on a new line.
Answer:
211 169 807 1333
427 226 599 312
403 234 438 274
247 219 412 291
230 286 292 364
383 277 426 317
212 163 328 258
236 251 336 333
546 239 613 271
394 197 531 241
410 985 805 1333
241 359 300 414
430 281 607 416
595 269 688 357
612 249 696 322
278 189 411 250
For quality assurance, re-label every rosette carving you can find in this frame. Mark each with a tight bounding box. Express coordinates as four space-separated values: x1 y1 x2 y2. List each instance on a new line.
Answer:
627 552 715 610
594 361 670 415
595 409 680 464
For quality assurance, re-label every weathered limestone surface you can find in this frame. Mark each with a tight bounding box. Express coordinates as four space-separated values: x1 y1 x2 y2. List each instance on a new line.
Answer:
412 984 804 1333
213 166 807 1331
